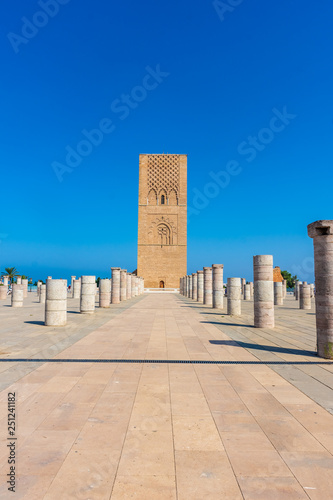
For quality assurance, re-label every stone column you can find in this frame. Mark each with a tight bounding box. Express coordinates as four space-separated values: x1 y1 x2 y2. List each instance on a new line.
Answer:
253 255 274 328
73 279 81 298
99 279 111 308
120 269 127 301
80 276 96 314
203 267 213 306
308 220 333 358
310 283 315 298
3 276 9 286
212 264 224 309
39 284 46 304
241 278 246 296
130 275 135 298
111 268 121 304
45 279 67 325
134 277 139 296
299 282 311 310
22 278 28 298
192 273 198 301
37 281 42 297
0 285 7 300
188 275 192 299
295 281 302 300
71 276 76 297
126 274 132 299
227 278 241 316
244 284 251 301
197 271 204 302
250 281 254 298
282 279 287 298
274 282 283 306
11 284 23 307
16 276 22 285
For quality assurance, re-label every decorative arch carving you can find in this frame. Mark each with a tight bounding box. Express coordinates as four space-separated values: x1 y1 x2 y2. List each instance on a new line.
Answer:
148 189 157 205
169 189 178 205
147 215 178 245
157 223 171 245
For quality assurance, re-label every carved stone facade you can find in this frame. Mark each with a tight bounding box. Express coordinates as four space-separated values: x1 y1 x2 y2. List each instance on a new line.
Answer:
137 154 187 288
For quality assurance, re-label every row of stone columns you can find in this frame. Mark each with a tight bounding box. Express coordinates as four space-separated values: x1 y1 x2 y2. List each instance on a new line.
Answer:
42 270 145 325
295 280 315 300
180 265 224 309
110 268 144 305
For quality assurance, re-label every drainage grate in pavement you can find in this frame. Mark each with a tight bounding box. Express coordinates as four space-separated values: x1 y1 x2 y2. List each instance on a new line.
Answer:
0 358 332 365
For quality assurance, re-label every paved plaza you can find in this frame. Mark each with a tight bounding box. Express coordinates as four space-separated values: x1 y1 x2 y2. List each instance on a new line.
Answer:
0 292 333 499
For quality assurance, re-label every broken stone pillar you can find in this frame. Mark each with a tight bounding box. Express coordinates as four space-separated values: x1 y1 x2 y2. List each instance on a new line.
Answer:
111 268 121 304
192 273 198 301
37 281 42 297
11 284 24 307
310 283 315 298
197 271 204 302
80 276 96 314
73 279 81 299
22 278 28 298
0 285 7 300
212 264 224 309
131 275 135 298
253 255 274 328
282 279 287 298
188 275 192 299
203 267 213 306
308 220 333 358
3 276 9 286
16 276 22 284
227 278 241 316
244 284 251 301
126 274 132 299
295 281 302 300
45 279 67 325
99 279 111 308
71 275 76 297
299 282 311 310
241 278 246 296
274 282 283 306
250 281 254 298
185 274 190 297
39 284 46 304
120 269 127 301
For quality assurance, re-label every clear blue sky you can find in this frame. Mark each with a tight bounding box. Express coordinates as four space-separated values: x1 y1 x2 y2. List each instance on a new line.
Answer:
1 0 332 283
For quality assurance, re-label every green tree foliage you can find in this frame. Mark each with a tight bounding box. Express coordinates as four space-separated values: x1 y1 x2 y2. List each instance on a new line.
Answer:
1 267 19 283
281 270 298 289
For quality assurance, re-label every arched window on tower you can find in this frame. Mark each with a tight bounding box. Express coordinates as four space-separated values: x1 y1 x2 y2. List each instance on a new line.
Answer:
161 194 165 205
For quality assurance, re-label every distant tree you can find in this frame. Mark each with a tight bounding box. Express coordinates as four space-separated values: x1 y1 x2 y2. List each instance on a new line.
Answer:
96 277 101 287
281 270 298 289
1 267 19 283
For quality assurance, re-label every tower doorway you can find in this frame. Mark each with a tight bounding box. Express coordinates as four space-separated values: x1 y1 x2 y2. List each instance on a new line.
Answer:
159 280 165 288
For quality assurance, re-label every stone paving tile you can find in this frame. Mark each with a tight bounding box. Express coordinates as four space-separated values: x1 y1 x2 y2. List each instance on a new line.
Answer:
0 293 333 498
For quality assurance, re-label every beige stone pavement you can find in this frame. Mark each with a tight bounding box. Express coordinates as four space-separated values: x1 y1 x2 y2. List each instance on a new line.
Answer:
0 292 333 499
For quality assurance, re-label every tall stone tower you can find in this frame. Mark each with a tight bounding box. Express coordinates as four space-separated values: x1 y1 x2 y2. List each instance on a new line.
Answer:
137 154 187 288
